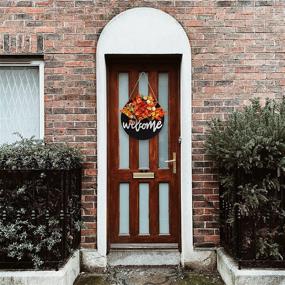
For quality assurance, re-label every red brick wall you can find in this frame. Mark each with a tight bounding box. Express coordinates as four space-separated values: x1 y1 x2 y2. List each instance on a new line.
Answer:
0 0 284 249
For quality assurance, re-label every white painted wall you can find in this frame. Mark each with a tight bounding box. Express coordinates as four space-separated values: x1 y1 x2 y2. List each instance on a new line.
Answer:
96 7 194 265
0 251 80 285
217 248 285 285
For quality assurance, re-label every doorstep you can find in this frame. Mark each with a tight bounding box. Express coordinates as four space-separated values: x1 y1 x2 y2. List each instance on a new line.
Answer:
217 248 285 285
0 250 80 285
81 248 217 272
108 248 181 266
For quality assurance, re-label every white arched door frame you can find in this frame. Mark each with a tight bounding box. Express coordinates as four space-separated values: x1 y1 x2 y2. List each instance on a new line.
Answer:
96 7 193 264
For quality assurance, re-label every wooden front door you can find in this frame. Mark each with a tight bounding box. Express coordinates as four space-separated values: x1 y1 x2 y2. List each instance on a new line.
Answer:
107 56 180 248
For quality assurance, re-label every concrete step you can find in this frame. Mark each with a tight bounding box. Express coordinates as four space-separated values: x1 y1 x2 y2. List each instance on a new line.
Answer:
107 249 181 266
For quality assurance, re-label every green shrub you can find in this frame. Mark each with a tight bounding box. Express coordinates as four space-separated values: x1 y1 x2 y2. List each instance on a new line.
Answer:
0 135 82 269
0 218 62 269
206 98 285 173
206 98 285 261
0 135 83 170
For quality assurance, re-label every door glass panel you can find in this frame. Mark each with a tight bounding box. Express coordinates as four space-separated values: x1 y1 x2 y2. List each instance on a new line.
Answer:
158 73 169 169
138 72 149 169
118 73 129 169
139 183 149 235
119 183 129 235
159 183 170 235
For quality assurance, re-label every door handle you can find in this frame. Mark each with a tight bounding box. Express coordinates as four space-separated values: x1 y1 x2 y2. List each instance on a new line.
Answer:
165 159 175 163
164 152 176 174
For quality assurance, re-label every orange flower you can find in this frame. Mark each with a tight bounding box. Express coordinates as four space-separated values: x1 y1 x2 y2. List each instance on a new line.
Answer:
121 93 165 121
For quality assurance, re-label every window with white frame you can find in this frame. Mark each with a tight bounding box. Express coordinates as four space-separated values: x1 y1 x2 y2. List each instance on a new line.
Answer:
0 62 44 145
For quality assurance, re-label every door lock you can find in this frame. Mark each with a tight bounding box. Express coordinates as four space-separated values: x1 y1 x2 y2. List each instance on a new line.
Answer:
165 152 176 174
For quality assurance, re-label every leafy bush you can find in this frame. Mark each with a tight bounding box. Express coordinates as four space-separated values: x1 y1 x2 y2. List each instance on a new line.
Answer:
0 135 82 170
206 99 285 172
206 98 285 261
0 218 62 269
0 136 82 269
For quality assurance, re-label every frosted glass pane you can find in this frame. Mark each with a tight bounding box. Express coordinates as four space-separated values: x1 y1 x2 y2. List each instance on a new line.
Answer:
139 140 149 169
139 73 149 169
119 183 129 235
119 73 129 169
158 73 169 169
139 183 149 235
0 66 40 145
159 183 170 235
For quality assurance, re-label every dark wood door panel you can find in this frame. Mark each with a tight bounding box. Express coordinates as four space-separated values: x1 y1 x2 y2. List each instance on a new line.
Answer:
107 57 181 247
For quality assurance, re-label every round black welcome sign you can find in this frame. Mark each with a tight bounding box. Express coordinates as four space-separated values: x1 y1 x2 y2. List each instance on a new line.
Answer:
120 95 165 140
121 112 164 140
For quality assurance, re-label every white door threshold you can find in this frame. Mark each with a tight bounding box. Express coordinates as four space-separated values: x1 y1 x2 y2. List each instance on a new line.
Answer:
108 249 181 266
110 243 179 250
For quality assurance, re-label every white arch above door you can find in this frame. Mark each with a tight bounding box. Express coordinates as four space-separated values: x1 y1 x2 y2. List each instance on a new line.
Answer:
96 7 193 264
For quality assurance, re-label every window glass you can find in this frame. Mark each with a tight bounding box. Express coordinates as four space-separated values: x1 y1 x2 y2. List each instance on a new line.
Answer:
138 73 149 169
119 183 129 235
158 73 169 169
139 183 149 235
0 66 40 144
118 73 129 169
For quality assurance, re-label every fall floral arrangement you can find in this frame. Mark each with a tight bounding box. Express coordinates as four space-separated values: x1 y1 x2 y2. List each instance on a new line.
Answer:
121 94 165 121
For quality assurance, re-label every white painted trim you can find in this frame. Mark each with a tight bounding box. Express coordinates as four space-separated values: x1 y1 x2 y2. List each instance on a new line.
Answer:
0 60 45 141
38 61 45 140
96 7 193 264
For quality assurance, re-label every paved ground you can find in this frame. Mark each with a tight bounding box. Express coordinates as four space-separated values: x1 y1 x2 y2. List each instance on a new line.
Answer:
74 267 224 285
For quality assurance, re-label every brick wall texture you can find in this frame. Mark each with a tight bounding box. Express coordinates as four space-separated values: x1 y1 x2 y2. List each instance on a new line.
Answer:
0 0 284 249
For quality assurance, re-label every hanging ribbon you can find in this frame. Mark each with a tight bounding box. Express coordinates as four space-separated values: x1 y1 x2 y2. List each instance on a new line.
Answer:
128 72 158 101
